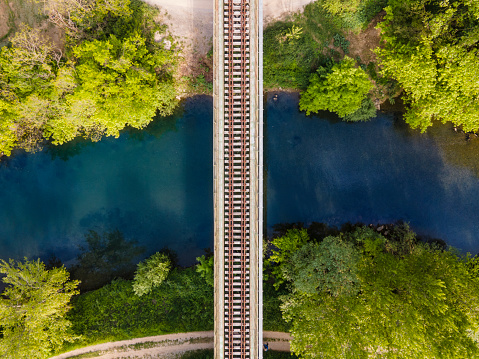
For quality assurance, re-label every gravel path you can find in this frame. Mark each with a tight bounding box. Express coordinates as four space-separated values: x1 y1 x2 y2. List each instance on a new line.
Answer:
50 331 292 359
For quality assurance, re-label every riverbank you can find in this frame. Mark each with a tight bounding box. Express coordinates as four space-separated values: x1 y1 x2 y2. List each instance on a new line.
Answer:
50 331 292 359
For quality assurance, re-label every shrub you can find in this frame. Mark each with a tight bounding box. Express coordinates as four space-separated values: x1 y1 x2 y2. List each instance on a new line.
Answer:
133 252 171 296
342 97 377 122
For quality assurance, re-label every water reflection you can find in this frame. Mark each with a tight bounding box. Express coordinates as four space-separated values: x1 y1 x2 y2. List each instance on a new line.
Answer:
1 92 479 267
0 96 213 266
266 92 479 254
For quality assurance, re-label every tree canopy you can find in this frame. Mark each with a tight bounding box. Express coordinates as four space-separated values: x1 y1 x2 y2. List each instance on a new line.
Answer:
0 0 178 156
0 258 79 359
133 252 171 296
267 225 479 358
377 0 479 132
299 56 373 118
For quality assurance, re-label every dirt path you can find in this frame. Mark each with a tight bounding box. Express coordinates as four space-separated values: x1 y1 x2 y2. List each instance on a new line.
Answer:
144 0 314 82
50 331 292 359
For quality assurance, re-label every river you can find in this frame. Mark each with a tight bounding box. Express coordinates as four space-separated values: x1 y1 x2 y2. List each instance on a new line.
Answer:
1 92 479 267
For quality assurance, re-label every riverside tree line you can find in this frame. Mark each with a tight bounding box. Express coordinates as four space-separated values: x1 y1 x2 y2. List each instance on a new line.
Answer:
3 223 479 358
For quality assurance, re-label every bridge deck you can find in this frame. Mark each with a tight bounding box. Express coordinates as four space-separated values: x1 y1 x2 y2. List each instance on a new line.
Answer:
214 0 263 359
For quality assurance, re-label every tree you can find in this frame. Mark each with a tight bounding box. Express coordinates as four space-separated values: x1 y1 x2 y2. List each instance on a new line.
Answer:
343 97 377 122
282 236 360 297
377 0 479 132
132 252 171 296
299 56 373 118
279 228 479 358
0 258 79 359
265 228 309 289
196 255 214 287
0 1 178 157
61 33 177 143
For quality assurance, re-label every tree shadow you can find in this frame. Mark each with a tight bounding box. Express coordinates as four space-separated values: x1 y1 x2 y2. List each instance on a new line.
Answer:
70 229 145 292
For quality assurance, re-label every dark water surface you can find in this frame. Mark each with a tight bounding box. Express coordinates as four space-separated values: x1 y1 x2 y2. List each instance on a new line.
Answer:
267 92 479 253
0 96 214 266
2 93 479 266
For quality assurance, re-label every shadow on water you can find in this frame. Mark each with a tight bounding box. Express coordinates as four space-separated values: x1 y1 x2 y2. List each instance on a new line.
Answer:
0 96 214 267
265 92 479 254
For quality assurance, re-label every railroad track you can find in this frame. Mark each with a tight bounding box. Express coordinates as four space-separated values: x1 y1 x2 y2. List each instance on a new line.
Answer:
214 0 262 358
224 0 251 358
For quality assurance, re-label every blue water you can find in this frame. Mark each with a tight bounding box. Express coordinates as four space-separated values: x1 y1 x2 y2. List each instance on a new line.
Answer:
0 96 213 266
1 92 479 266
266 92 479 253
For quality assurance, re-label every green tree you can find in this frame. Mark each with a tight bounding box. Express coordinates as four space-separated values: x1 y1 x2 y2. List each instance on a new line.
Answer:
63 34 177 141
377 0 479 132
266 228 309 289
282 236 360 297
196 255 214 287
132 252 171 296
343 97 377 122
299 56 373 118
0 2 178 157
280 228 479 358
0 258 79 359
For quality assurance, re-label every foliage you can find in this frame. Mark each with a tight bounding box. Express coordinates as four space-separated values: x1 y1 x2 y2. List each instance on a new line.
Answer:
377 0 479 132
277 226 479 359
342 97 377 122
66 267 213 348
265 228 309 289
323 0 361 15
322 0 388 30
282 237 359 297
71 230 145 291
132 252 171 296
42 0 132 41
299 56 373 117
0 258 79 359
62 33 177 142
263 21 319 89
0 0 178 157
333 33 350 53
196 255 214 287
263 281 290 332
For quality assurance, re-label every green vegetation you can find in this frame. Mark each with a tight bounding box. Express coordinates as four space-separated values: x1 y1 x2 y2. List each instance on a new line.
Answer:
0 0 178 156
0 258 79 358
133 252 171 296
266 224 479 358
343 97 377 122
67 267 213 347
377 0 479 132
299 56 373 118
263 0 387 90
196 254 214 287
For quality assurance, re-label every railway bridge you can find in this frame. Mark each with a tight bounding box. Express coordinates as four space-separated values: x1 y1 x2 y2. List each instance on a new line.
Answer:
213 0 263 359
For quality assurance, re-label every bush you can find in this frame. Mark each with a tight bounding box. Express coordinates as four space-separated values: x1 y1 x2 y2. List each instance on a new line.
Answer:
342 97 377 122
133 252 171 296
66 267 214 348
299 56 373 117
